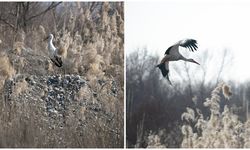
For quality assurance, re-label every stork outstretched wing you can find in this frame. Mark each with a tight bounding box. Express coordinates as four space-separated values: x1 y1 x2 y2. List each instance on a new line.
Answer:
178 39 198 52
165 39 198 55
157 61 172 85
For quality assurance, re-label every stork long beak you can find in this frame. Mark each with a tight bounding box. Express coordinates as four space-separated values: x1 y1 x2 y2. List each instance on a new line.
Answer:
192 60 200 65
43 36 49 41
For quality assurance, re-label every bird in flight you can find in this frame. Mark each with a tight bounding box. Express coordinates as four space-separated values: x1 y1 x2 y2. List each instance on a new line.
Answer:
44 34 63 67
156 39 200 85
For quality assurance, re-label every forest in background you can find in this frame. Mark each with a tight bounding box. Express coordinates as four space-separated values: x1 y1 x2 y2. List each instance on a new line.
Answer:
0 2 124 148
126 48 250 148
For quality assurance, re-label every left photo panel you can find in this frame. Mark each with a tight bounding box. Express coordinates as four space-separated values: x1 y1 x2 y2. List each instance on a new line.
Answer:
0 2 124 148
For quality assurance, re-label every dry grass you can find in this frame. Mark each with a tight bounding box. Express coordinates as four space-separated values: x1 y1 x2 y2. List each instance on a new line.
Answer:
0 53 16 91
0 53 15 79
181 83 249 148
135 83 248 148
0 2 123 148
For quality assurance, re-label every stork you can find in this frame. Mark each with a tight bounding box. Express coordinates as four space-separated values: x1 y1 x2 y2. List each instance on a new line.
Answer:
156 39 200 85
44 34 63 67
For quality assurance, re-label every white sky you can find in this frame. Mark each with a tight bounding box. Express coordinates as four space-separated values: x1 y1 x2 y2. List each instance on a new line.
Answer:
125 0 250 83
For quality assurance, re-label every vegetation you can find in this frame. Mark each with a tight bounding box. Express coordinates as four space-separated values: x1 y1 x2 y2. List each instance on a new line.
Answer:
0 2 123 148
126 48 250 148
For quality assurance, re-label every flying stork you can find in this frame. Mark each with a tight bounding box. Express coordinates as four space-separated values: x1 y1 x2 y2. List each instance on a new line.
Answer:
44 34 63 67
156 39 200 85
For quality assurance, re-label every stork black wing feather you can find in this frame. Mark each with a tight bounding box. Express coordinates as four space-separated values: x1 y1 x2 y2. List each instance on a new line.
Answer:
192 42 198 49
193 43 198 49
189 45 194 51
55 55 62 66
157 63 168 77
157 63 172 85
180 39 198 52
51 55 63 67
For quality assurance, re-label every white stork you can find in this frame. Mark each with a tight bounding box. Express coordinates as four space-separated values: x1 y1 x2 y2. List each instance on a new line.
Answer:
156 39 200 85
44 34 63 67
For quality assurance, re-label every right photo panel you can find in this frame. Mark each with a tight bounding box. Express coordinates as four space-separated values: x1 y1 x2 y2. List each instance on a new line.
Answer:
126 0 250 148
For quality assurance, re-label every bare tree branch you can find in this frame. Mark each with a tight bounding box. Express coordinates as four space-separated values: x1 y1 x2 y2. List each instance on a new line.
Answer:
0 16 15 30
26 2 62 22
184 62 193 97
216 49 228 85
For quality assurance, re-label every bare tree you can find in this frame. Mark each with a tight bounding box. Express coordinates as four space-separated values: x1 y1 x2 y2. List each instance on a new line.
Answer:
0 2 62 32
215 49 233 85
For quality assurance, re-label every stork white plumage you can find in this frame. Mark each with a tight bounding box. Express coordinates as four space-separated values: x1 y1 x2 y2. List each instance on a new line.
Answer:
156 39 200 85
45 34 63 67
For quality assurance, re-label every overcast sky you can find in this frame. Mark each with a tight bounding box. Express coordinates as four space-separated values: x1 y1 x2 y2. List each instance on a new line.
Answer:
126 0 250 83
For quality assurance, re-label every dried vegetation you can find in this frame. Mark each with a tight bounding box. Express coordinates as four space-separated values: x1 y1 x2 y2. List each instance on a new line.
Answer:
0 2 123 148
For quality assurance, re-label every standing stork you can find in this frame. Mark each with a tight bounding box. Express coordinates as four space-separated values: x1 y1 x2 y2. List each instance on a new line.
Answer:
156 39 200 85
44 34 63 67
